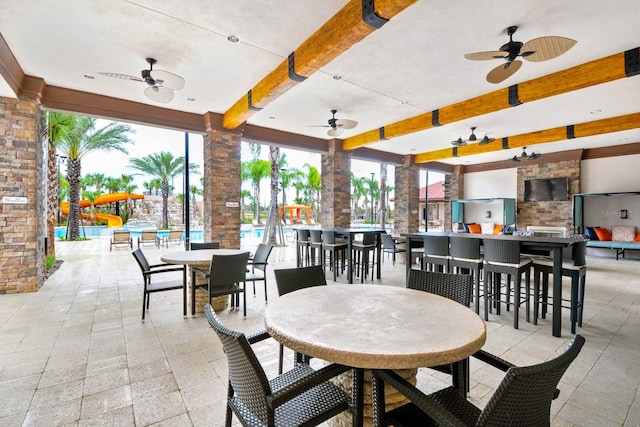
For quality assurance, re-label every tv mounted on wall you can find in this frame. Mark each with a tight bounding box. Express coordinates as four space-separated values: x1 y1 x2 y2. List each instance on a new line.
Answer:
524 177 569 201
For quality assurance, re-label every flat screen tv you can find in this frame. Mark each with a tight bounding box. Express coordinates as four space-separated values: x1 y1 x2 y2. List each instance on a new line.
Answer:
524 177 569 201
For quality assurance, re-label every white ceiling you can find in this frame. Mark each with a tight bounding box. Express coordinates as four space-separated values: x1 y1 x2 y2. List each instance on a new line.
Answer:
1 0 639 165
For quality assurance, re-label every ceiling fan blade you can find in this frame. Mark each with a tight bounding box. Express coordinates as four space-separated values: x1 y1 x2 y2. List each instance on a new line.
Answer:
307 125 332 128
150 70 185 90
478 135 495 145
98 72 144 82
521 36 577 62
144 86 174 103
528 152 542 160
327 127 344 137
464 50 509 61
486 60 522 84
510 155 521 162
335 118 358 130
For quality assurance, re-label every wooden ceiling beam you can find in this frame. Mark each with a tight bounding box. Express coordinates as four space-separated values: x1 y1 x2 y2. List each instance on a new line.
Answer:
343 48 639 150
222 0 417 129
414 112 640 163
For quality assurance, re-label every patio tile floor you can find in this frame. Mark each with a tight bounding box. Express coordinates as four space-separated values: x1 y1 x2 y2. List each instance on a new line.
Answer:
0 237 639 426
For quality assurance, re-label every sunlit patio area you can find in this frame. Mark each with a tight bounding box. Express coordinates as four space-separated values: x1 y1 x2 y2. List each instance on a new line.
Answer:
0 237 639 426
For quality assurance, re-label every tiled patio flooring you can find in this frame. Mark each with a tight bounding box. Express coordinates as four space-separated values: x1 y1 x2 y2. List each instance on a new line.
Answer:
0 237 639 426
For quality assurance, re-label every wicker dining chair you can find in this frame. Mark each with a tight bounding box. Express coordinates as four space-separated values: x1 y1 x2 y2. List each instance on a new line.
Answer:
193 252 249 316
407 269 473 391
422 234 451 272
204 305 353 427
245 243 273 302
274 265 327 374
372 335 585 427
449 235 484 314
132 249 186 320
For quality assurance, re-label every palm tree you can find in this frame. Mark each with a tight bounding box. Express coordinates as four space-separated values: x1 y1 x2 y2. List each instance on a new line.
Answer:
44 111 75 253
304 163 321 222
379 163 387 228
351 174 368 221
55 115 134 240
128 151 199 228
241 158 271 224
82 190 101 225
240 189 252 222
190 184 202 221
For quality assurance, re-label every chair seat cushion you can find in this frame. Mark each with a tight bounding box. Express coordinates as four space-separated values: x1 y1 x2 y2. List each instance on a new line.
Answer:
452 256 483 264
485 259 531 268
147 280 184 293
245 270 265 281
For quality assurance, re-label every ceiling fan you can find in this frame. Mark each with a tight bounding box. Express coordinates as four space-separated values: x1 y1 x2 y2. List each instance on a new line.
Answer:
464 26 577 84
309 110 358 137
98 58 185 103
451 126 495 147
510 147 542 162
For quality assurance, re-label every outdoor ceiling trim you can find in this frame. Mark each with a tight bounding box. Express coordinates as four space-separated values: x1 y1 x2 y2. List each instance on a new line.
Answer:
464 149 585 173
343 49 637 150
0 32 23 96
41 85 207 133
350 146 404 165
413 112 640 163
242 124 328 154
222 0 417 129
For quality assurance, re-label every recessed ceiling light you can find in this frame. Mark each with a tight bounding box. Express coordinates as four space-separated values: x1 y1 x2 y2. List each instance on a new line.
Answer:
227 34 240 43
187 98 196 101
619 137 629 142
83 74 95 79
269 116 276 120
332 75 342 80
401 100 409 105
590 109 602 114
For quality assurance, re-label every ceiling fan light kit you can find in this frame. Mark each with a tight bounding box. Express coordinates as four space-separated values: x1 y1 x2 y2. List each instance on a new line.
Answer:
451 126 495 146
465 25 577 84
309 109 358 137
510 147 542 162
99 58 185 103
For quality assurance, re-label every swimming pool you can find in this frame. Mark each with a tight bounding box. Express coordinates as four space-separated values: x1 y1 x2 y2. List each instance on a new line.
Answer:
54 226 205 241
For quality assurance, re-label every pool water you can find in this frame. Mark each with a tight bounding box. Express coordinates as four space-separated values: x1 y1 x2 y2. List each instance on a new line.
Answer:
53 226 293 241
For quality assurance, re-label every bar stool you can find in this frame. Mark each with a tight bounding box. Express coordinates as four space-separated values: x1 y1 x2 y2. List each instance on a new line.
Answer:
422 235 450 273
296 229 310 267
449 236 483 314
352 231 377 282
532 239 587 334
483 239 532 329
308 229 323 266
321 230 348 281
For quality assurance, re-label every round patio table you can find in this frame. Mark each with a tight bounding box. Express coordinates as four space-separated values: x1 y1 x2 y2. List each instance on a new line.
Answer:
161 249 249 314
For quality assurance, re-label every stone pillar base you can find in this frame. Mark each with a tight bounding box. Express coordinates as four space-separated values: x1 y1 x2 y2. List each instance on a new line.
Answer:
329 368 417 427
191 270 229 313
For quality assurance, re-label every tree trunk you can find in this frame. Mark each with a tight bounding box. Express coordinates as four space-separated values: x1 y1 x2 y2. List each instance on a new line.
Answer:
380 164 387 229
265 146 280 245
67 159 82 240
46 130 57 256
162 182 169 228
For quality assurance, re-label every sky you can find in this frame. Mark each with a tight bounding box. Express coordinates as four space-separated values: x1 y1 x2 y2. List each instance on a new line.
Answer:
78 119 441 203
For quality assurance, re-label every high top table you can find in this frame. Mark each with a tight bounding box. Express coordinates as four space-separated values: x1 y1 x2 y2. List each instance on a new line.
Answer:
403 231 581 337
297 227 385 283
265 284 486 426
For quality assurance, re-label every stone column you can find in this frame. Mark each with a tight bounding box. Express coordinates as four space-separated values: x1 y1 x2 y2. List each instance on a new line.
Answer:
392 155 420 234
202 114 243 249
320 139 351 228
444 165 464 231
0 96 46 293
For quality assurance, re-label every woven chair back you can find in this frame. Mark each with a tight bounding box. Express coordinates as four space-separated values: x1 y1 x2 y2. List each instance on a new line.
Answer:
274 265 327 296
204 305 271 423
450 236 481 259
407 269 472 307
296 229 310 241
190 242 220 250
132 249 151 273
251 244 273 273
423 235 449 256
483 239 522 264
478 335 585 426
208 252 250 287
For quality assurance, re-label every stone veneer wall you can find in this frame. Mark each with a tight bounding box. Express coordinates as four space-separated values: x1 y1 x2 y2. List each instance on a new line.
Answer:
444 165 465 231
202 128 242 249
319 140 351 228
0 97 46 293
516 160 581 232
393 156 420 233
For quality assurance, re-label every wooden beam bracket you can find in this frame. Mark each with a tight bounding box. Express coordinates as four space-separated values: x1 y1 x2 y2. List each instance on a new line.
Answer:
362 0 389 29
287 53 307 82
502 137 509 150
508 85 521 106
432 109 441 126
379 127 387 140
567 125 576 139
624 47 639 77
247 90 262 111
